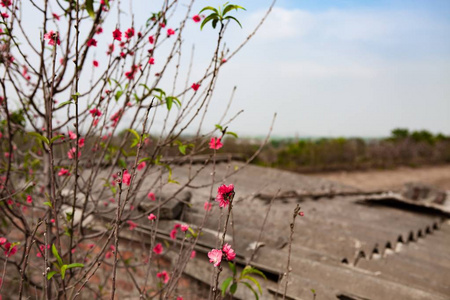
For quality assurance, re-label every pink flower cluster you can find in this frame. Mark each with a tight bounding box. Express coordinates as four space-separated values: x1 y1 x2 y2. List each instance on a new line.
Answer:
169 223 190 240
215 184 234 208
157 270 169 283
1 237 17 257
209 137 223 150
207 243 236 267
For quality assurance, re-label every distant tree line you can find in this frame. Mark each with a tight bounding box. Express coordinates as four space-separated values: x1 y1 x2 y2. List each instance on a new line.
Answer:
246 129 450 172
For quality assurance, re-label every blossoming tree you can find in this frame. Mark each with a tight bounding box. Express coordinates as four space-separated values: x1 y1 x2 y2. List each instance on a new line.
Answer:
0 0 275 299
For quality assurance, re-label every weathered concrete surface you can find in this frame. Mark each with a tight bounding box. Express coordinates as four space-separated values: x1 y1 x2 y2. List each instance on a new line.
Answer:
90 161 450 299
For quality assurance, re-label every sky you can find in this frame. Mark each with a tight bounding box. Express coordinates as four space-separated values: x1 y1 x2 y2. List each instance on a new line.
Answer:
205 0 450 138
16 0 450 138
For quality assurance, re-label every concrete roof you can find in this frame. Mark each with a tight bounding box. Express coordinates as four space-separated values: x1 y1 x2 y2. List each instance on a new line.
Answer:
94 161 450 299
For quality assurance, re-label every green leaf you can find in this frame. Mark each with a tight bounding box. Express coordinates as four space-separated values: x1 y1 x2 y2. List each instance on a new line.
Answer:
226 131 238 138
242 275 262 294
166 97 173 110
115 90 123 102
221 277 233 296
29 132 50 145
215 124 223 131
58 100 72 108
241 281 259 300
118 159 127 169
187 227 198 238
199 6 218 15
178 145 186 155
212 18 219 29
139 83 151 91
223 4 246 16
138 157 152 164
126 129 140 141
61 265 67 279
201 13 219 30
52 244 63 267
242 266 267 280
50 135 64 144
47 271 57 280
66 263 84 269
228 262 237 276
85 0 95 19
311 289 316 294
133 93 140 102
230 282 237 295
111 78 122 89
224 15 242 28
43 201 52 208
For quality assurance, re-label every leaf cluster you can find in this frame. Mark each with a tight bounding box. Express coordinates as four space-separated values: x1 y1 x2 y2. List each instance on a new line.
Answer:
221 263 266 299
199 2 246 30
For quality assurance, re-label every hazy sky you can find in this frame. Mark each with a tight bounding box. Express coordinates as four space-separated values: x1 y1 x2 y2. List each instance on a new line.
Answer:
203 0 450 137
19 0 449 138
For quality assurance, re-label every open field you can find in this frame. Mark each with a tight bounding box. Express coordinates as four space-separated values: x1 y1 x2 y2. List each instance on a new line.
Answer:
311 164 450 191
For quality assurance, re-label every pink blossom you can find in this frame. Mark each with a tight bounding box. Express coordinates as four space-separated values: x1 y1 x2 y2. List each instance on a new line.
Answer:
127 220 137 230
177 297 183 300
204 202 212 211
208 249 222 267
93 119 99 126
0 237 6 245
167 28 175 36
170 229 177 240
89 108 102 117
125 27 135 39
222 243 236 261
44 30 60 46
88 244 95 249
148 213 156 221
215 184 234 208
93 60 99 67
147 192 156 201
50 219 55 223
87 38 97 47
52 13 60 20
26 195 33 204
68 131 77 140
113 28 122 41
105 251 113 259
156 271 169 284
67 147 81 159
180 225 189 232
192 15 201 23
209 137 223 150
190 250 196 259
174 224 181 229
137 162 146 170
78 138 85 148
96 27 103 34
148 35 154 44
299 211 304 217
148 57 155 65
191 83 200 91
153 243 163 254
1 0 12 7
4 242 17 257
159 22 166 28
122 170 131 186
58 168 70 176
